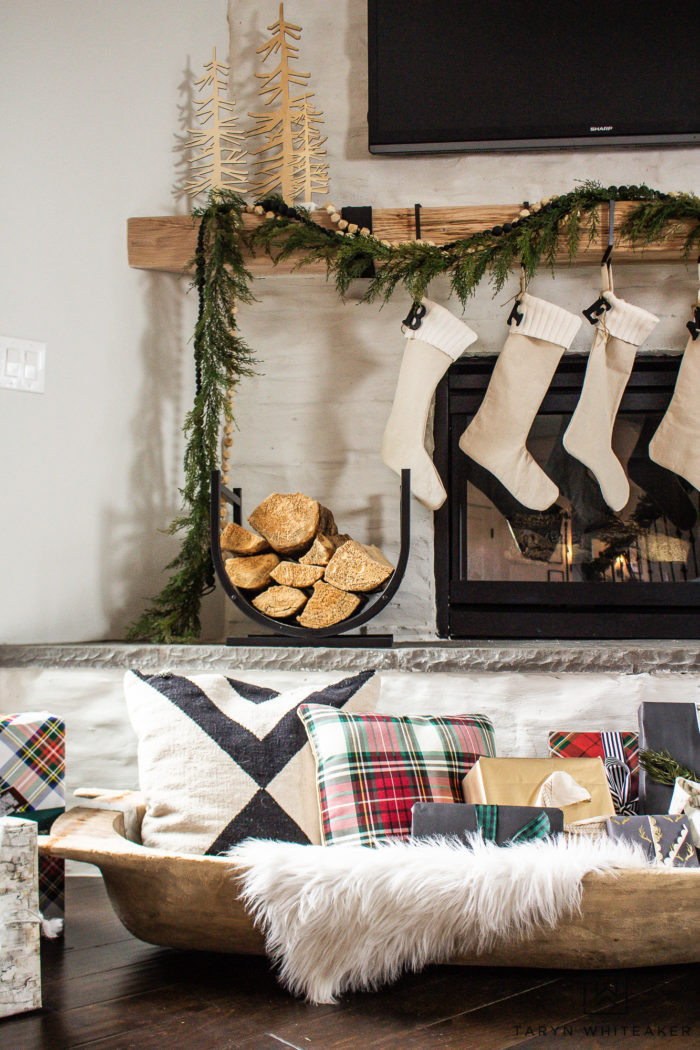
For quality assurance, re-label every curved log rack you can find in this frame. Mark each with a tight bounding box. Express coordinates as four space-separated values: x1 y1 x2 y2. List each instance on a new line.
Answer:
210 468 411 648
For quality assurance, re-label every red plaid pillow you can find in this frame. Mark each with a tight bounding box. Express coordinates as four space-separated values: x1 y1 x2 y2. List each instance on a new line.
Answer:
548 730 638 814
297 705 496 846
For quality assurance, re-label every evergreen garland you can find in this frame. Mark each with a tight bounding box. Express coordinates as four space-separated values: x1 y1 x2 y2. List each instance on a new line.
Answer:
127 182 700 642
127 191 256 643
638 748 700 787
250 182 700 306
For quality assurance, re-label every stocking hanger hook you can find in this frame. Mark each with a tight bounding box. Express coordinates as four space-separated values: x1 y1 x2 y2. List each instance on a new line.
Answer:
519 260 529 296
601 198 615 292
583 200 616 324
414 202 422 240
506 258 529 327
686 255 700 341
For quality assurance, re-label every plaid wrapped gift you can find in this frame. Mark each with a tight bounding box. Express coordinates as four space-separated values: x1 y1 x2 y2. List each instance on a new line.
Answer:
0 712 65 922
297 705 496 847
549 731 638 814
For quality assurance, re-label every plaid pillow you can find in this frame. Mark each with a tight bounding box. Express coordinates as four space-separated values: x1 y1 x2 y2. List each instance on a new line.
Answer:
548 730 639 814
297 705 496 846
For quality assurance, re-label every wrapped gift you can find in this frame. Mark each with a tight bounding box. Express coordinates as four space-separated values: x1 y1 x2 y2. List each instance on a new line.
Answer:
669 776 700 849
462 757 615 825
606 814 699 868
411 802 564 845
0 712 65 921
638 702 700 815
549 730 638 814
0 817 41 1017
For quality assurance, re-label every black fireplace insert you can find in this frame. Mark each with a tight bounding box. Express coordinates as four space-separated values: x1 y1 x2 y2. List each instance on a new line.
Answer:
433 354 700 638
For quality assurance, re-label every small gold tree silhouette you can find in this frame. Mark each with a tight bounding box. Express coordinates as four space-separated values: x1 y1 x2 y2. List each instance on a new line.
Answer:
248 4 329 203
292 93 329 202
184 48 247 199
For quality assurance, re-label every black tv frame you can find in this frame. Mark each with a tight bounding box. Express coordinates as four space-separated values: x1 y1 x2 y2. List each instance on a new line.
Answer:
367 0 700 155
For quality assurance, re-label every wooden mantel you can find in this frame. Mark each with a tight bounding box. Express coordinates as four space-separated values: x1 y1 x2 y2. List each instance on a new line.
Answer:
127 203 693 276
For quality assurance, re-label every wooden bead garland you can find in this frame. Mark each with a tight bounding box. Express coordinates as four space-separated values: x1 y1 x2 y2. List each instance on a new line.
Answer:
220 304 238 516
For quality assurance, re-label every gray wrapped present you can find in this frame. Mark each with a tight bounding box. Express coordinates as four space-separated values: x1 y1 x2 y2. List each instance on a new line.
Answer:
606 813 699 868
411 802 564 845
638 702 700 814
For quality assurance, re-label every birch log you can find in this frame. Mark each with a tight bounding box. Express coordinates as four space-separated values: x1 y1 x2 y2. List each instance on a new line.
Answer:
0 818 41 1018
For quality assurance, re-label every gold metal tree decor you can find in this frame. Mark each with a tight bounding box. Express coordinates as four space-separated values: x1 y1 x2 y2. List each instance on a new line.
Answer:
248 4 329 204
184 48 247 199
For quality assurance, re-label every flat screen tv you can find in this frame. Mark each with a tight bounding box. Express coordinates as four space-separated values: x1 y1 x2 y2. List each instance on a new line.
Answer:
368 0 700 154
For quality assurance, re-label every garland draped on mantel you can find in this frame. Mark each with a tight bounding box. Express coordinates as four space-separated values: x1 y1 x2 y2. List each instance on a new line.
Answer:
127 182 700 643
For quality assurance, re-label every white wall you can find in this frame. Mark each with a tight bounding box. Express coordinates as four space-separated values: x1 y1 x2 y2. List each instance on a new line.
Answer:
3 665 698 801
1 0 698 643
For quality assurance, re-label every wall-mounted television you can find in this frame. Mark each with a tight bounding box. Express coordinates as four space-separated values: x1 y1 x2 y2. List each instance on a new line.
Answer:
368 0 700 154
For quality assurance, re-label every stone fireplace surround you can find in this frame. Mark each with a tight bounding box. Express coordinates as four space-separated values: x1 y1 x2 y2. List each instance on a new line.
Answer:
2 641 700 823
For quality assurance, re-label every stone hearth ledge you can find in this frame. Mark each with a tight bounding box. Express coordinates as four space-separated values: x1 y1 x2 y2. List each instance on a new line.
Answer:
2 641 700 675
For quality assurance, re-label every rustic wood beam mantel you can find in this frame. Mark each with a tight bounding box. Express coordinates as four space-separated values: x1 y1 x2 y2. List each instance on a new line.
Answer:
127 203 693 276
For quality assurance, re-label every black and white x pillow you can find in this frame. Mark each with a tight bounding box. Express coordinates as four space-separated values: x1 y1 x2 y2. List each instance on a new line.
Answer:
123 669 379 855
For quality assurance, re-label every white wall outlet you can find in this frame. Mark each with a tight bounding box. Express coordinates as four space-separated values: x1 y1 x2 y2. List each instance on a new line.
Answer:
0 337 46 393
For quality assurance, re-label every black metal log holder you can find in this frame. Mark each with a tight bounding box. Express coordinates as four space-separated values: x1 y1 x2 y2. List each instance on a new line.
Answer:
210 469 411 648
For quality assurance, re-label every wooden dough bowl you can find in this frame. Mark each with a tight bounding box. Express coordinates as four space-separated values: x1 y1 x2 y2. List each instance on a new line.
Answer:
42 800 700 970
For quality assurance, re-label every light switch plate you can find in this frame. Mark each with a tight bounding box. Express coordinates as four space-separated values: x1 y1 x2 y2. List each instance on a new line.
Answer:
0 337 46 393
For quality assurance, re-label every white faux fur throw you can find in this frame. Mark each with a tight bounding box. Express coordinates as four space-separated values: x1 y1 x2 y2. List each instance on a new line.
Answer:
230 835 646 1004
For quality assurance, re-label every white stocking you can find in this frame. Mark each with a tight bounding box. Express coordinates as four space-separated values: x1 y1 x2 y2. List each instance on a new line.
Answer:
563 277 658 512
458 293 581 511
649 325 700 491
382 299 477 509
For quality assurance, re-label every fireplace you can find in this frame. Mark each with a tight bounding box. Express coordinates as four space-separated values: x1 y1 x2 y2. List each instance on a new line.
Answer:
433 354 700 639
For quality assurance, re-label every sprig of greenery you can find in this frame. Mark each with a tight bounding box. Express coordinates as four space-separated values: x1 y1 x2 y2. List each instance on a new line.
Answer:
638 748 700 787
128 183 700 642
621 191 700 256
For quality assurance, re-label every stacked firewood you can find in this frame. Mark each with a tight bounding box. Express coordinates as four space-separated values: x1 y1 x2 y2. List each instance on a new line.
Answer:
220 492 394 628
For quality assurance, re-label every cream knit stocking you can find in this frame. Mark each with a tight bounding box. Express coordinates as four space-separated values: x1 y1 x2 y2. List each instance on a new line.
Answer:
382 299 477 509
458 293 581 511
563 289 658 512
649 324 700 491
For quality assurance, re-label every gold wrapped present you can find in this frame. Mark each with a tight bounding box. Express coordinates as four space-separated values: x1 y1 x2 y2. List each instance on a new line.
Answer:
462 757 615 825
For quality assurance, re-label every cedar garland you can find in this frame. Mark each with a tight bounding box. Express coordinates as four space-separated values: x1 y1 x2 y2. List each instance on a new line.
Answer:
127 191 256 643
128 182 700 643
638 748 700 787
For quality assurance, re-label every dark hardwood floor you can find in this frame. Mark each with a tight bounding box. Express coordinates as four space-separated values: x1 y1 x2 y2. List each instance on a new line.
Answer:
1 876 698 1049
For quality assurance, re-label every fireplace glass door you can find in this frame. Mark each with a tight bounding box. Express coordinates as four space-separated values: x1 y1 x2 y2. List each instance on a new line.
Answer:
434 355 700 638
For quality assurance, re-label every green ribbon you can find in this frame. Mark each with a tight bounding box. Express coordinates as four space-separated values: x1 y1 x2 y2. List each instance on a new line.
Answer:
6 807 65 833
474 805 551 845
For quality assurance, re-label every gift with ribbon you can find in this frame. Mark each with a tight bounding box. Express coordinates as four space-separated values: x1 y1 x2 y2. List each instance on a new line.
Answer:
668 776 700 849
410 801 563 846
606 813 699 868
462 757 615 825
549 730 638 814
0 712 65 923
638 702 700 814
